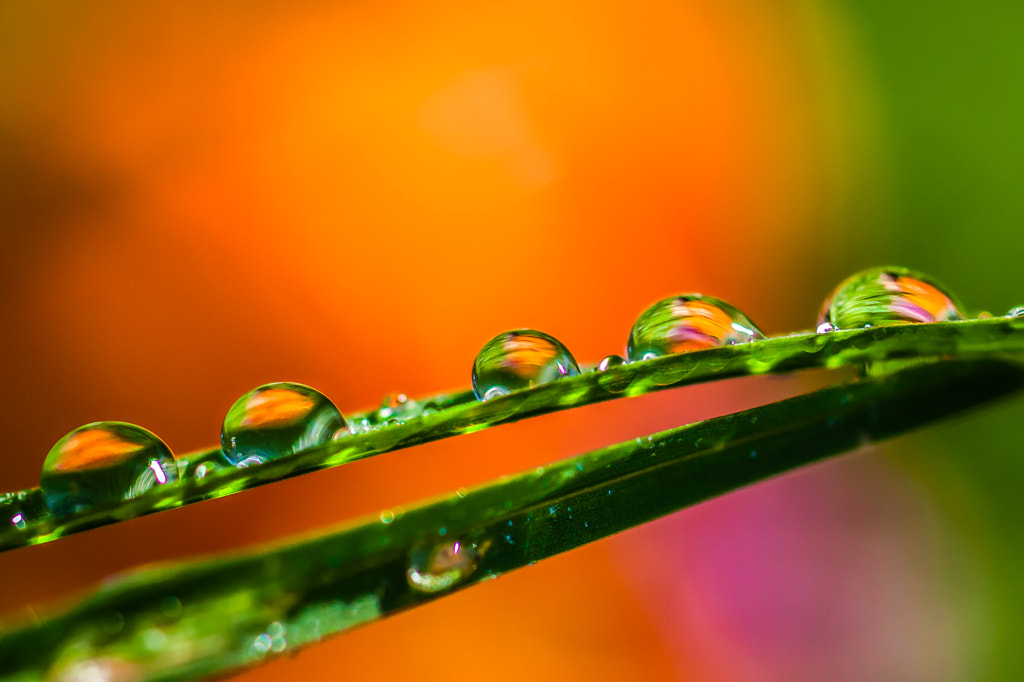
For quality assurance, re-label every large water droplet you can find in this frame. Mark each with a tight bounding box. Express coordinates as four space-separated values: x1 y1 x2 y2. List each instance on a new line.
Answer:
818 267 965 330
472 330 580 401
221 382 347 467
407 539 486 593
626 294 765 362
40 422 178 518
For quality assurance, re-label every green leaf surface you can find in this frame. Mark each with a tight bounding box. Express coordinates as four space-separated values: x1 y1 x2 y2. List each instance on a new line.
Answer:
1 351 1023 681
2 317 1023 554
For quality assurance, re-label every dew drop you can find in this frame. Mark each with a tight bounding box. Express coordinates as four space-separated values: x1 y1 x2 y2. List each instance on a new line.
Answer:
10 513 26 530
472 329 581 401
220 382 347 467
376 392 423 423
626 294 765 362
161 597 183 620
818 266 964 331
597 354 625 371
1007 306 1024 318
252 633 273 655
407 539 487 593
40 422 178 518
816 322 835 334
380 509 395 524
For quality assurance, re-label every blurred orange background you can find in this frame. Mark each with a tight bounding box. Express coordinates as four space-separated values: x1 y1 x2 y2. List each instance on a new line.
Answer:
3 1 1018 680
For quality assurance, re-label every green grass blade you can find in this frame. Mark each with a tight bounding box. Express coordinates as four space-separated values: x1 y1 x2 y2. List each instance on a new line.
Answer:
2 317 1023 553
2 357 1021 682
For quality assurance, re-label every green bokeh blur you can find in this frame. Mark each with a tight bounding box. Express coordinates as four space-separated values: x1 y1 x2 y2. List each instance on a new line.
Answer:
836 3 1024 678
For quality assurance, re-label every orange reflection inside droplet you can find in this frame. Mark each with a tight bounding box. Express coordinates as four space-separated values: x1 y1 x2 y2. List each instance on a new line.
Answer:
241 389 316 428
667 300 735 351
886 276 958 323
499 336 559 378
52 429 144 472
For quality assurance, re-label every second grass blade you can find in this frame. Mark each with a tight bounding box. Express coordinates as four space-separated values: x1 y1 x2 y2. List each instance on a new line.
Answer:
2 357 1022 682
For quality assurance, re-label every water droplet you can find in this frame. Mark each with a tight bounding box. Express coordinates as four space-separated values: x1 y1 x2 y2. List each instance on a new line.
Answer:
376 391 423 424
597 354 625 371
818 267 964 330
380 509 395 524
626 294 765 362
407 539 486 593
816 322 835 334
101 611 125 635
1007 306 1024 318
472 329 581 401
349 418 373 435
141 627 168 651
220 383 347 466
40 422 178 518
252 633 273 654
161 597 182 620
455 487 468 499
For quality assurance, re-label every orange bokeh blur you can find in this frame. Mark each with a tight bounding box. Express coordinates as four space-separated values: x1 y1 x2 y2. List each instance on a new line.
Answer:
0 1 864 680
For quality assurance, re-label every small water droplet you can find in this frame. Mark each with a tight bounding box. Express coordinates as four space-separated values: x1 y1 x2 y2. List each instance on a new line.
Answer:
455 487 468 499
40 422 178 518
10 513 25 530
407 539 486 593
597 354 625 371
376 392 423 424
161 597 182 620
1007 306 1024 318
472 329 581 401
626 294 765 362
220 383 347 467
252 633 273 654
818 266 964 330
816 322 835 334
141 627 167 652
380 509 395 524
267 621 287 652
101 611 125 635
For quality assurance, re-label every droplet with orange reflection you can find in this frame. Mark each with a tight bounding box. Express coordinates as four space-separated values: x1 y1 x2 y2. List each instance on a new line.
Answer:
627 294 766 362
818 267 965 331
407 538 489 594
471 330 581 401
220 382 348 467
40 422 178 518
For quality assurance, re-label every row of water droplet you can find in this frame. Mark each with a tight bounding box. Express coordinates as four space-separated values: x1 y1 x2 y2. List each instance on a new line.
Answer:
8 266 1018 527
